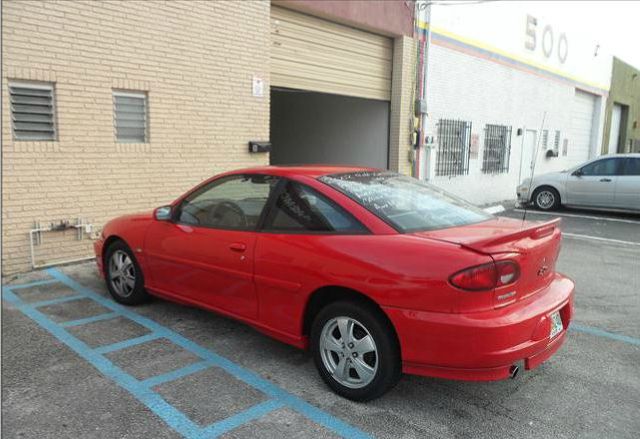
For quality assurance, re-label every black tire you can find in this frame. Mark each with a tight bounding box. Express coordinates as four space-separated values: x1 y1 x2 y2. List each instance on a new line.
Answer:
532 186 561 211
104 240 149 305
310 300 401 401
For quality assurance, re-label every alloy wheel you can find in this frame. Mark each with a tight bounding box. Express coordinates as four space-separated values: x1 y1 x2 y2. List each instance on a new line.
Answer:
536 190 555 209
319 316 378 389
109 250 136 298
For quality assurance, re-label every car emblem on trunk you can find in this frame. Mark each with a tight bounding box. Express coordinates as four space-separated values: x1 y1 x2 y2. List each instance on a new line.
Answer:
537 257 549 277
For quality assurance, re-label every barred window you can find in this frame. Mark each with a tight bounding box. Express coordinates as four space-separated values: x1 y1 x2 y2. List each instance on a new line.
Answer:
113 91 148 142
482 124 512 174
553 130 561 151
436 119 472 177
9 82 56 141
542 130 549 149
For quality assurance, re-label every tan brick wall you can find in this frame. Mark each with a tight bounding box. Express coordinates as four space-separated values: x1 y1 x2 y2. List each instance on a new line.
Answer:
389 35 417 176
2 0 271 274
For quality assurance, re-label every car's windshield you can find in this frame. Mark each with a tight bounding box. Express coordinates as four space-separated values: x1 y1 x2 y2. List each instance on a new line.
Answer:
319 171 492 233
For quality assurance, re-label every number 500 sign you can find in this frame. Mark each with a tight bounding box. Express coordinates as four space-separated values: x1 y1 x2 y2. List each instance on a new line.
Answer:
525 15 568 64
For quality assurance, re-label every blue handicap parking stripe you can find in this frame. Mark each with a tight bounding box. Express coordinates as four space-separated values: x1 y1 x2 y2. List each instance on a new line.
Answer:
94 333 163 355
60 312 119 328
2 286 203 439
570 323 640 347
2 268 371 439
198 399 286 438
5 278 59 290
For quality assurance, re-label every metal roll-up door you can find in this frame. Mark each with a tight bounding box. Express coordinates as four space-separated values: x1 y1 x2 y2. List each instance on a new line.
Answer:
270 6 393 101
570 89 598 162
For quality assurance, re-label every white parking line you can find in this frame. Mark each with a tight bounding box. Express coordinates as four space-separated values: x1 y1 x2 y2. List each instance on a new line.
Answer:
562 233 640 247
512 209 640 224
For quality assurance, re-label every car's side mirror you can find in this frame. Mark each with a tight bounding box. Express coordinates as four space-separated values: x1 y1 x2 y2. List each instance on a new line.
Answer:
572 169 583 177
154 206 173 221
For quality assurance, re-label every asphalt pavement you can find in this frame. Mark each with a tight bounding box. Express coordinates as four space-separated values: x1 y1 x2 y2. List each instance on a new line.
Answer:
2 207 639 439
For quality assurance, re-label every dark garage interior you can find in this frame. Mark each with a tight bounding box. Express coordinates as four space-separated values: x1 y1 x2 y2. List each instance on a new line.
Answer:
270 89 390 168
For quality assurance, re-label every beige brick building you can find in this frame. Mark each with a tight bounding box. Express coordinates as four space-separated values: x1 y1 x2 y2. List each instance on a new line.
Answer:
2 0 417 274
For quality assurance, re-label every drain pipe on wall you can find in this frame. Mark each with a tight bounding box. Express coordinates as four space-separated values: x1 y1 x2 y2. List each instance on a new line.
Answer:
415 1 433 181
422 2 433 181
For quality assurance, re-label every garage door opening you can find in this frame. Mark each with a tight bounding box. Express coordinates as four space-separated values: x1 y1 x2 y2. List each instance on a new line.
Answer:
270 88 390 168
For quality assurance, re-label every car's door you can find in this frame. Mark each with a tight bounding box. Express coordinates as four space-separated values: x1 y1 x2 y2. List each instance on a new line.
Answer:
565 158 623 208
145 174 278 319
615 157 640 210
253 179 369 336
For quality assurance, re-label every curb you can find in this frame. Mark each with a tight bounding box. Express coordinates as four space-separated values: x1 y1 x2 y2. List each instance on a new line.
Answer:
483 204 506 214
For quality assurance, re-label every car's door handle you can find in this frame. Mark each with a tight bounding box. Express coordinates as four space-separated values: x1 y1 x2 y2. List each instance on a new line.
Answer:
599 178 612 182
229 242 247 252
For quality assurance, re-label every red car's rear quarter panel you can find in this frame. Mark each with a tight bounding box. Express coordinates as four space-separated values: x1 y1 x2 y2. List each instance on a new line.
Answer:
253 233 493 338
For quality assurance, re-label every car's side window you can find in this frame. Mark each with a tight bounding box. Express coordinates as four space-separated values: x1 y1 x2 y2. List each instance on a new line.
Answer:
623 158 640 176
177 175 278 230
263 181 368 234
580 158 623 176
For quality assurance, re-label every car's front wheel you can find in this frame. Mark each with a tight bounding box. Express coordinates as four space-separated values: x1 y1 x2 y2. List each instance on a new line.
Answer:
532 186 561 211
104 240 149 305
310 300 401 401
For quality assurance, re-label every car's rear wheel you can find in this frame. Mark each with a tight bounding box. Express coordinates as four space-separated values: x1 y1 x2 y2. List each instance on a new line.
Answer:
310 301 401 401
104 240 149 305
533 186 560 211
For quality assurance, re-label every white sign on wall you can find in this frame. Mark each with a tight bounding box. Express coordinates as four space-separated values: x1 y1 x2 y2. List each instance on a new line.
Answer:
252 76 265 97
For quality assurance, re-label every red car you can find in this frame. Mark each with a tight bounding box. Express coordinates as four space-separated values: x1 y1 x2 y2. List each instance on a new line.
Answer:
94 166 574 401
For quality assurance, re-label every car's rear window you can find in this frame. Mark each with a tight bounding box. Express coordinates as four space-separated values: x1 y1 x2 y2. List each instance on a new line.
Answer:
319 171 491 233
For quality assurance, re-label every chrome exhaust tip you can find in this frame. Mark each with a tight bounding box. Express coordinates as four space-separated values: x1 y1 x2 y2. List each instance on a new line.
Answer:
509 365 519 379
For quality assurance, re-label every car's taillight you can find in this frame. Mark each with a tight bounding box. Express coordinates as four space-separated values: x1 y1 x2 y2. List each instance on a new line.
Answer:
498 260 520 285
449 261 520 291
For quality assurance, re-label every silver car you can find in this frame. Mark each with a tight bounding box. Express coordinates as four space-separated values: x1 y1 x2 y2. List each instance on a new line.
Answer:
517 153 640 212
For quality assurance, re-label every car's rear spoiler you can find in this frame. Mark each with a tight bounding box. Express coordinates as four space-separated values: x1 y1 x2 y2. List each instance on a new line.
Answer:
459 218 562 253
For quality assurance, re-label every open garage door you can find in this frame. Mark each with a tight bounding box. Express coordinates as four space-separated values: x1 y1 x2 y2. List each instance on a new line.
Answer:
270 7 392 168
270 90 389 168
570 89 598 162
271 7 392 101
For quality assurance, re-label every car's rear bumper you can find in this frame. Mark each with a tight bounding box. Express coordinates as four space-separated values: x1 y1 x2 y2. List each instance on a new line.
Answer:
383 273 575 381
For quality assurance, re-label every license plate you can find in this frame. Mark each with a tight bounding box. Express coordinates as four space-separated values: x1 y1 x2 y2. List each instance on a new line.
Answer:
549 311 563 339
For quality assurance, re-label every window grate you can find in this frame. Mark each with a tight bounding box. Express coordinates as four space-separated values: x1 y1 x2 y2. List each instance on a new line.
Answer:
9 82 56 141
553 130 561 151
482 124 512 174
113 91 147 143
435 119 472 177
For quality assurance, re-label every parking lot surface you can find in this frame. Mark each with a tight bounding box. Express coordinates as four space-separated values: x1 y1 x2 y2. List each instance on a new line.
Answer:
3 208 639 438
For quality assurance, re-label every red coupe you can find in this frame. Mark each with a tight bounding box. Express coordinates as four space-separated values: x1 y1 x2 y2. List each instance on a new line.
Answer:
94 166 574 401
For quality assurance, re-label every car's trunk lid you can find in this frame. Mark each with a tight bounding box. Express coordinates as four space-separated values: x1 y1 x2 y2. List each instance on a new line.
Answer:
412 217 562 308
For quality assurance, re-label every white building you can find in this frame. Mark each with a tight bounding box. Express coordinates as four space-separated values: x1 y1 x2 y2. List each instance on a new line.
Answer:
416 1 612 204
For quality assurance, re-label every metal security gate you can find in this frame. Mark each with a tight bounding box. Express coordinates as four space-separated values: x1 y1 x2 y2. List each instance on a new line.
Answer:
436 119 472 177
482 124 512 174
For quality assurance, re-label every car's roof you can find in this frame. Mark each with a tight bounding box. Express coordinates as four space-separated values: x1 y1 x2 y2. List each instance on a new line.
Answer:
601 153 640 158
226 165 381 178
